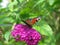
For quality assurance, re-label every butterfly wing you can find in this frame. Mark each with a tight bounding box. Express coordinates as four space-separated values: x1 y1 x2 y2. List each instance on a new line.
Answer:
25 19 33 26
22 16 41 27
22 19 32 27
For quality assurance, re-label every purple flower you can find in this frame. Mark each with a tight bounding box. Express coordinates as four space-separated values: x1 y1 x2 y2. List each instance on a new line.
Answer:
11 24 41 45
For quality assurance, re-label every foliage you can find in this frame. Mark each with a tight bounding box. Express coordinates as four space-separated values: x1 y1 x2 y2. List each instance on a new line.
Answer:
0 0 60 45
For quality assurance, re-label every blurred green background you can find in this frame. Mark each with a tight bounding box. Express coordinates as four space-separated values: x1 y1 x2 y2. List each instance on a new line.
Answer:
0 0 60 45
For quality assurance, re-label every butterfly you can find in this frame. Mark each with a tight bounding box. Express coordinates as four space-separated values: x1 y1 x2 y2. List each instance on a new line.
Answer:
22 16 41 27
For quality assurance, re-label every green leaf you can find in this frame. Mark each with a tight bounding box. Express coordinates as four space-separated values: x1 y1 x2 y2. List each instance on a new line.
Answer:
0 0 2 2
4 31 11 42
56 33 60 40
3 17 15 23
19 0 24 3
0 42 3 45
15 41 26 45
33 21 55 45
0 15 8 24
33 0 44 8
48 0 55 5
8 0 18 12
